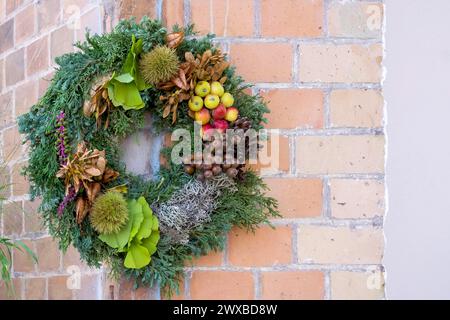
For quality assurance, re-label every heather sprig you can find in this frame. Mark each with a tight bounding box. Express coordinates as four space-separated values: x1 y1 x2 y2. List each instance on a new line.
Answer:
56 111 68 163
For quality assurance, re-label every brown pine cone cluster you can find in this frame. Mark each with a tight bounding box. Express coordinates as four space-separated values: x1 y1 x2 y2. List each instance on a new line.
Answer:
183 117 259 181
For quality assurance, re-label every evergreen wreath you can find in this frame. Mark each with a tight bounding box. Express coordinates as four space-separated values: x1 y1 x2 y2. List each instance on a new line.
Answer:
18 17 279 297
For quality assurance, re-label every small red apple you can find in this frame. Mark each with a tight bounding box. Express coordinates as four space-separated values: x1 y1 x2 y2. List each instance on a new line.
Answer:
201 123 214 139
213 119 229 133
194 108 211 125
225 107 239 122
212 104 227 120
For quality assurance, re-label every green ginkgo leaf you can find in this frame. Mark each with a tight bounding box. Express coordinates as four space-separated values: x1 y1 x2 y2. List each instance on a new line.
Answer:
151 215 159 231
128 199 144 244
124 242 150 269
98 217 132 250
136 197 153 240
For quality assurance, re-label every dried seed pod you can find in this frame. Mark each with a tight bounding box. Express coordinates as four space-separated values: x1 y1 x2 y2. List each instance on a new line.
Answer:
226 167 238 178
202 163 213 170
197 173 205 182
203 170 213 179
212 165 222 176
222 164 231 170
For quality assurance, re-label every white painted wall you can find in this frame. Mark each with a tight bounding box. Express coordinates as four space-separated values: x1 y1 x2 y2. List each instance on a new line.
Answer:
385 0 450 299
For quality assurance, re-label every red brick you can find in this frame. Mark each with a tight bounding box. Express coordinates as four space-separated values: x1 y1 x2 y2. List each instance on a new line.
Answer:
6 0 24 15
261 0 323 37
261 271 324 300
51 26 74 62
163 0 184 28
260 89 324 129
2 201 23 236
13 239 35 273
0 278 22 300
24 277 46 299
76 7 102 42
228 226 292 266
24 199 44 233
118 278 133 300
35 237 61 272
0 19 14 53
2 126 23 161
0 91 14 128
5 49 25 86
75 274 100 299
265 178 323 218
0 168 11 198
230 43 293 83
12 161 29 196
190 271 254 300
62 245 89 270
119 0 157 21
15 80 39 117
191 250 223 267
48 276 73 300
190 0 253 37
252 133 290 173
26 36 49 76
15 4 36 43
37 0 61 31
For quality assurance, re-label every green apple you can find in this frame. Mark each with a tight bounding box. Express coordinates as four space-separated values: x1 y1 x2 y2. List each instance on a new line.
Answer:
189 96 203 111
194 81 211 97
225 107 239 122
221 92 234 107
210 81 224 97
204 94 220 109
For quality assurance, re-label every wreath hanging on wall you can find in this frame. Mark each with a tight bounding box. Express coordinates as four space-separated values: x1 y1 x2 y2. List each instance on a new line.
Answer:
18 18 279 296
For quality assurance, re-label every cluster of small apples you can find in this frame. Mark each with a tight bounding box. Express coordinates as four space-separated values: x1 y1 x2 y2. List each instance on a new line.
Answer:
186 80 244 180
189 80 239 132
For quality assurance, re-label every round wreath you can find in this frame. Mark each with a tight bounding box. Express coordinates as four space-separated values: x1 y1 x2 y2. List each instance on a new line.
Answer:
18 18 279 296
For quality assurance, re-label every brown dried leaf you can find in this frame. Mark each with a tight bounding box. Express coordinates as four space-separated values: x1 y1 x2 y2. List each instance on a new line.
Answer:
166 31 184 49
185 52 195 63
75 197 88 224
102 167 119 183
163 105 171 118
85 167 102 177
219 76 227 84
86 182 101 203
96 157 106 173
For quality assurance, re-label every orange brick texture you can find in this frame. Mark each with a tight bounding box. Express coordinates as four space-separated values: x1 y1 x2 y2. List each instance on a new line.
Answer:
0 0 385 300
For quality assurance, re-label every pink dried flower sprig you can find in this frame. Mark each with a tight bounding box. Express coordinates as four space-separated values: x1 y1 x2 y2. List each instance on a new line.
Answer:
57 186 77 217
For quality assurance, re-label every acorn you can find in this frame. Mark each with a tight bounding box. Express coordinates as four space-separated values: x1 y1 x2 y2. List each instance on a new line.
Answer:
212 165 222 176
222 163 232 170
226 167 238 178
184 165 195 175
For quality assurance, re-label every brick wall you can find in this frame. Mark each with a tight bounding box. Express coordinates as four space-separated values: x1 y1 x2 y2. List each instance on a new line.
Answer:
0 0 385 300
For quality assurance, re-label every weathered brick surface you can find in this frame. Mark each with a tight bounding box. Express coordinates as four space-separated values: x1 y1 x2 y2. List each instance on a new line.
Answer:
331 270 385 300
265 178 322 218
260 89 324 129
228 226 292 266
261 271 325 300
230 43 293 82
330 179 385 219
261 0 323 37
298 226 384 264
190 271 254 300
330 89 384 128
0 0 385 300
296 135 385 174
190 0 253 37
299 44 383 83
328 2 383 38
